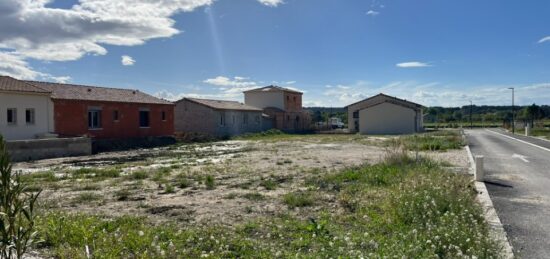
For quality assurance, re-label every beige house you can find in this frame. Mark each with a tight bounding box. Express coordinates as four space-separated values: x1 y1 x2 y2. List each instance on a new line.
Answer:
174 98 264 137
0 76 54 140
244 86 311 132
346 93 424 135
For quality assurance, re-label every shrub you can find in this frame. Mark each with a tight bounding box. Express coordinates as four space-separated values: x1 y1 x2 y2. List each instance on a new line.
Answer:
178 178 192 189
0 135 41 258
205 175 215 190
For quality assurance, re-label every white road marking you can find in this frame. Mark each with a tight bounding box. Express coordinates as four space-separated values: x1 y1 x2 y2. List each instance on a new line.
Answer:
486 129 550 153
512 153 530 163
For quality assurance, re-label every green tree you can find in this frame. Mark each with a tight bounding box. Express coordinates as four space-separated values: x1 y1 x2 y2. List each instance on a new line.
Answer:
0 135 41 259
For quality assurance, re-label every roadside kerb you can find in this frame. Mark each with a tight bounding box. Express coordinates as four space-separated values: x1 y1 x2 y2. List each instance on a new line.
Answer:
465 144 514 258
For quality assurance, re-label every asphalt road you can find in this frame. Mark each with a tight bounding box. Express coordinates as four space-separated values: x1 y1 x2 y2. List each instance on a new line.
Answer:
467 129 550 258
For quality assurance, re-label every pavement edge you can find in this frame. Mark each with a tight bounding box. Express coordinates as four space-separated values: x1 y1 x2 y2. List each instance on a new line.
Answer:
465 144 514 258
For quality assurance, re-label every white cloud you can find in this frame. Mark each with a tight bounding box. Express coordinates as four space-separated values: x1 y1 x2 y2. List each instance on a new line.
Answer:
366 10 379 16
203 76 258 88
121 55 136 66
538 36 550 44
0 52 70 82
396 61 431 68
258 0 284 7
318 80 550 107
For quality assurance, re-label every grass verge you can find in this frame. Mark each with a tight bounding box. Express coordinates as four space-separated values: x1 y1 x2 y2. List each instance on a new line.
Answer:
385 130 465 151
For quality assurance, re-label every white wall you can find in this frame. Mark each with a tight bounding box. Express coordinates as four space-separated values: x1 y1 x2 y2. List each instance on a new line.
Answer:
0 92 54 140
359 102 418 135
244 91 284 110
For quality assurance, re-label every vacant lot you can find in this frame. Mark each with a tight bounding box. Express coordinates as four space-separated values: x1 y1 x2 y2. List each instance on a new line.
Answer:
15 132 500 258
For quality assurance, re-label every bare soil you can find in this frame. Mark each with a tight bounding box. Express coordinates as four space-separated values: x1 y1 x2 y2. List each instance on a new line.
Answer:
14 136 469 227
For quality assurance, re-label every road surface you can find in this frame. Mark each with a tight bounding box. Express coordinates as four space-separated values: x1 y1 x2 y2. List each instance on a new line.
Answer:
467 129 550 258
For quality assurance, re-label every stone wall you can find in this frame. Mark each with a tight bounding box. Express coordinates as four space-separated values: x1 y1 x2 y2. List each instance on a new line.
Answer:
7 137 91 162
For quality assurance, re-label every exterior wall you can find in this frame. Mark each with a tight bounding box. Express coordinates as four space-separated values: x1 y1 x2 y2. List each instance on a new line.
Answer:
174 99 263 137
215 110 263 136
358 102 420 135
244 91 284 110
175 100 217 135
0 92 54 140
53 100 174 139
283 92 303 112
6 137 91 162
263 109 311 133
347 95 389 132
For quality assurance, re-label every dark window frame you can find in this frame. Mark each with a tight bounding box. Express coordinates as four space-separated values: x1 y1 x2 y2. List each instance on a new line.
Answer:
7 108 17 125
88 109 102 129
161 111 166 121
25 108 35 125
113 110 119 122
139 110 150 128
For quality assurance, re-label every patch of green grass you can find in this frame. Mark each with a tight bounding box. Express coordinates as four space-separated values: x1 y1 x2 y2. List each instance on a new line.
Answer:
283 191 315 208
164 185 176 194
72 192 102 204
72 183 100 191
70 168 120 180
260 179 278 190
115 189 131 201
21 171 57 183
126 170 148 180
386 130 465 151
242 192 265 201
205 175 215 190
177 178 192 189
531 128 550 139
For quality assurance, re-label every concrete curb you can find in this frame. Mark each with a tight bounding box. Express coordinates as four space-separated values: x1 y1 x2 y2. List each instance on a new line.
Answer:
465 145 514 258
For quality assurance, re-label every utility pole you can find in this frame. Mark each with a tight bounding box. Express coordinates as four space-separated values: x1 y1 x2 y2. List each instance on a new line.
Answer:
508 87 515 134
469 100 473 129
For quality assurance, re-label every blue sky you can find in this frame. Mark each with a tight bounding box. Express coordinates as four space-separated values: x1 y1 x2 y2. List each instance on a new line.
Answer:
1 0 550 107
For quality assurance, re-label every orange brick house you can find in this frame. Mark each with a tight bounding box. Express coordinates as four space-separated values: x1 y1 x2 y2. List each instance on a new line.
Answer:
25 81 174 139
244 86 311 132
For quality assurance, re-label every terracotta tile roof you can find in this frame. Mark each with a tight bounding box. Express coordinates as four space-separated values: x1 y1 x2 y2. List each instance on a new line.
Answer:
182 98 262 111
244 85 302 94
25 80 172 105
0 76 50 94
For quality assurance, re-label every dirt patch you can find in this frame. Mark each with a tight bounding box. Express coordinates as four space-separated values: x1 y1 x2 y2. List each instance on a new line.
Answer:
18 135 468 227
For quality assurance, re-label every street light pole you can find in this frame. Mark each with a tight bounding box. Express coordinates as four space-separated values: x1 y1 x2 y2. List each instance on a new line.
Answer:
508 87 515 134
469 100 473 129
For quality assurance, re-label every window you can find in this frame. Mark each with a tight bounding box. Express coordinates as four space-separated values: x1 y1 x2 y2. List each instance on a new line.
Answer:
353 111 359 119
255 115 260 124
286 96 290 101
293 96 296 102
88 109 102 129
113 110 119 121
161 111 166 121
25 109 35 125
139 110 150 128
7 108 16 125
243 113 249 125
287 115 290 121
219 113 226 126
